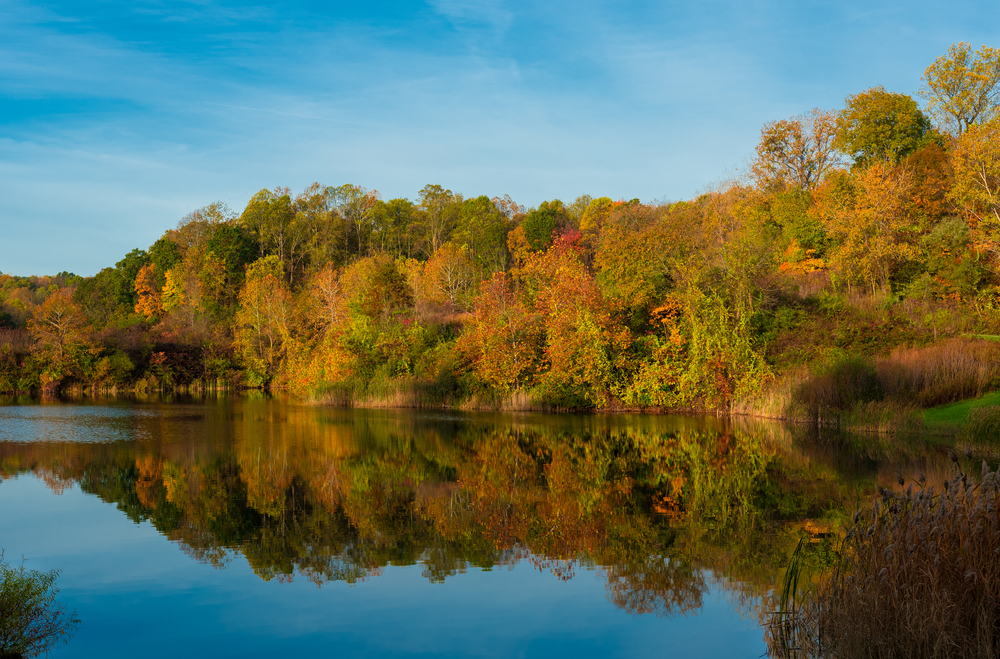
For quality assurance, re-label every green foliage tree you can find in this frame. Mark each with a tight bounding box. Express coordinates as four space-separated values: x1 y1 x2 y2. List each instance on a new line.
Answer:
206 223 258 302
333 184 380 258
371 198 419 257
294 183 352 268
147 238 181 289
0 551 80 658
521 200 570 252
835 86 934 167
73 268 122 327
417 184 460 256
112 248 152 313
451 196 509 273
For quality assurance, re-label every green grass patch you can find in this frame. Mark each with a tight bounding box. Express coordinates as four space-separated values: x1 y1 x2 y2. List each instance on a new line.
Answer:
961 333 1000 342
923 389 1000 429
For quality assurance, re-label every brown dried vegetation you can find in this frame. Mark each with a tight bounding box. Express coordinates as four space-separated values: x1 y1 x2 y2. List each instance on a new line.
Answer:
770 461 1000 658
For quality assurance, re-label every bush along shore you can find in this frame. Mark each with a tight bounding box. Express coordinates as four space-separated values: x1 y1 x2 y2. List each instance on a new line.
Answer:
5 43 1000 424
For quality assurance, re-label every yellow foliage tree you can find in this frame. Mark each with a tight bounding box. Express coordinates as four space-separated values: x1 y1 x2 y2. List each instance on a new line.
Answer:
921 42 1000 136
950 116 1000 259
161 269 186 312
233 256 292 384
422 243 477 312
818 164 918 294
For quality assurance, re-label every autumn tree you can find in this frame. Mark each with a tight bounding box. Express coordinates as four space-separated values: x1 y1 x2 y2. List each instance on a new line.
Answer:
904 142 954 226
579 197 616 238
817 164 918 294
949 116 1000 259
702 185 777 324
233 256 292 384
310 264 350 330
522 234 628 406
156 202 238 330
171 202 234 257
161 269 185 313
133 264 163 320
27 289 87 360
921 42 1000 136
751 109 841 192
595 202 675 323
423 243 478 312
835 86 934 167
463 272 542 394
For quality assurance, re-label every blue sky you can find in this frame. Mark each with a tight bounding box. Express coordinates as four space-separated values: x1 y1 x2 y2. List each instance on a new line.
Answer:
1 0 998 276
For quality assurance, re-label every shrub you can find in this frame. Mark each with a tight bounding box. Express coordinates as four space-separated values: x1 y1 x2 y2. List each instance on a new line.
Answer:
0 551 80 658
794 353 883 414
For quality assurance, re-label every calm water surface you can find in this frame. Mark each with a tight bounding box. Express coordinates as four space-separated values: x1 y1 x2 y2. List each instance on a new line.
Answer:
0 396 958 657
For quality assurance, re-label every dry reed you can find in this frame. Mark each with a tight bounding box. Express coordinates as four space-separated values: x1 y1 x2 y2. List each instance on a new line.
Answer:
876 338 1000 407
768 461 1000 658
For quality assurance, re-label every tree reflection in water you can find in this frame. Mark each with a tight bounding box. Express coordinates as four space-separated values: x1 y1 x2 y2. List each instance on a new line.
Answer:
0 398 965 628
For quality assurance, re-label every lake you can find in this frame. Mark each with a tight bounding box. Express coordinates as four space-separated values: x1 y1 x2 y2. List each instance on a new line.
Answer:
0 395 958 658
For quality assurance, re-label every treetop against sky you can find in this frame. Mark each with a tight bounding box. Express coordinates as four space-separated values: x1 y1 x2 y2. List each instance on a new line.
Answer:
1 0 999 276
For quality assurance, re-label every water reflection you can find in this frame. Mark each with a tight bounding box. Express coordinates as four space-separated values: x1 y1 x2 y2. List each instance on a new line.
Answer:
0 396 975 630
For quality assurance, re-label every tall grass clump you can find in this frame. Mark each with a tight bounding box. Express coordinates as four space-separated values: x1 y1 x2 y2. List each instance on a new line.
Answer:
733 354 885 423
877 338 1000 407
741 338 1000 428
962 405 1000 446
768 462 1000 658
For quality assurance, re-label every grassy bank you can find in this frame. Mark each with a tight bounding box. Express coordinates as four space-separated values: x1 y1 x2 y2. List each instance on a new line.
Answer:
924 391 1000 429
734 338 1000 434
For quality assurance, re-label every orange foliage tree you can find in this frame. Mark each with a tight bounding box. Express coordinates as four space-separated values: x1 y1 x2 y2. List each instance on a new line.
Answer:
27 289 87 361
462 271 542 394
522 232 630 406
133 263 163 320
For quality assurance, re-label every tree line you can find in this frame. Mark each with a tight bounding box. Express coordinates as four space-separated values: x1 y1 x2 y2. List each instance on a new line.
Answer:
4 42 1000 411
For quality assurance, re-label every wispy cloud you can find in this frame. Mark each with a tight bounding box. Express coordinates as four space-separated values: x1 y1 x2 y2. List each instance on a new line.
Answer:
428 0 514 41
